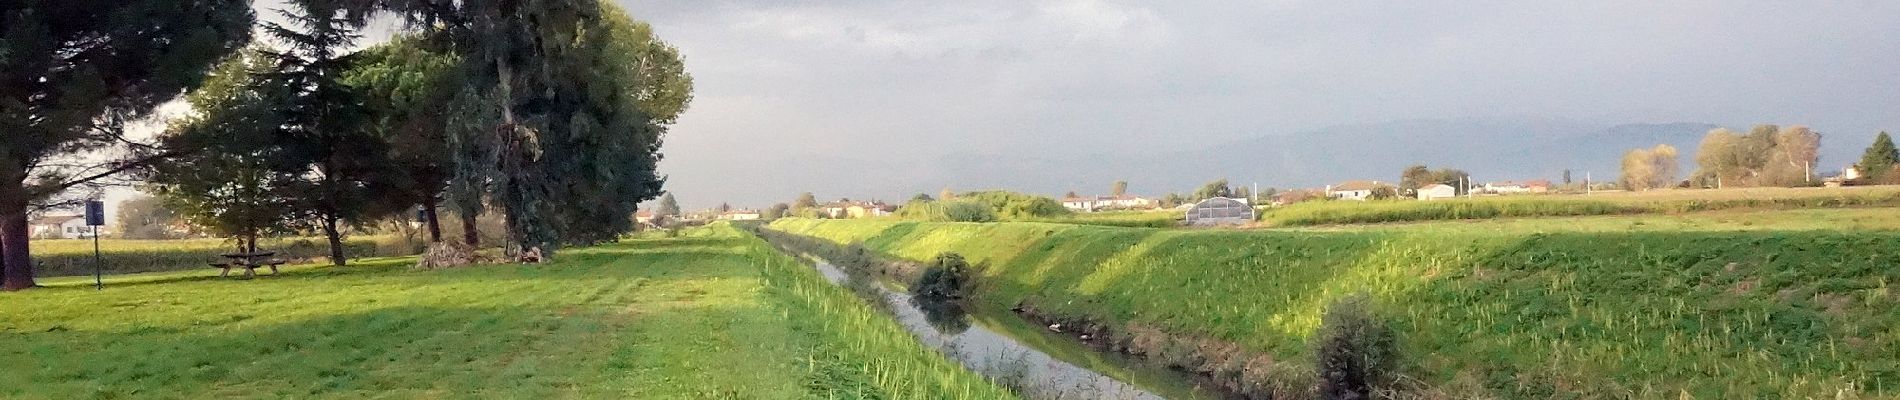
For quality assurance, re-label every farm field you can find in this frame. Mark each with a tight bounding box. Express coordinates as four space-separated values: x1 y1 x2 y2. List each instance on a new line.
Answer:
0 225 1010 399
767 216 1900 398
1289 207 1900 234
1259 185 1900 227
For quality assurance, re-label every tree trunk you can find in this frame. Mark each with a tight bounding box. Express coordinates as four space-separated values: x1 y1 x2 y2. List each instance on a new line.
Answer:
322 216 345 266
494 56 525 257
1 170 33 291
423 198 443 243
461 211 479 247
1 201 32 291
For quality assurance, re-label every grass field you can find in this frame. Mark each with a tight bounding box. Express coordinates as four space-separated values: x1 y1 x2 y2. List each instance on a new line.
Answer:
768 214 1900 398
1031 210 1181 228
1261 185 1900 227
27 235 416 277
0 224 1012 399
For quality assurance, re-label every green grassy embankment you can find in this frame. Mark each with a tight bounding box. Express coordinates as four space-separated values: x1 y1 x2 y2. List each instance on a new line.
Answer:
29 236 416 277
1 224 1012 399
767 217 1900 398
1262 186 1900 227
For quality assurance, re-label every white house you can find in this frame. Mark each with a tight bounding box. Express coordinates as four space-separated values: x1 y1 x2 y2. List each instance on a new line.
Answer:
720 210 762 221
1326 180 1388 201
1416 184 1458 200
1096 195 1158 210
30 215 102 239
1060 196 1095 211
1063 195 1158 212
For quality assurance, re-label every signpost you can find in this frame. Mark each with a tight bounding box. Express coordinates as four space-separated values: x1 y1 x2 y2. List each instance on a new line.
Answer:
86 200 104 290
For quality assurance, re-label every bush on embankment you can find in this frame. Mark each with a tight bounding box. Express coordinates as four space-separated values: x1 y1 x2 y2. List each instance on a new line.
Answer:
1264 190 1900 226
31 236 415 277
766 218 1900 398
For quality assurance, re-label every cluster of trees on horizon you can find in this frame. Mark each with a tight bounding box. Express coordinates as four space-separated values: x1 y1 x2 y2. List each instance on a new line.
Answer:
1 0 692 291
1618 125 1894 191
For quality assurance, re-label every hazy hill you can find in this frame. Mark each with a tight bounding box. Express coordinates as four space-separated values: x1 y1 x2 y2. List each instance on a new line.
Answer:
932 119 1723 194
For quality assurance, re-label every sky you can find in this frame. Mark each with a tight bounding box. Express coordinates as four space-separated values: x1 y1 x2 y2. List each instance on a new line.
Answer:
82 0 1900 217
618 0 1900 209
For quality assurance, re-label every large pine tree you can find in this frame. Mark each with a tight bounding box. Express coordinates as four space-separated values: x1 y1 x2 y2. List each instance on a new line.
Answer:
1859 132 1898 182
262 4 386 266
1 1 253 290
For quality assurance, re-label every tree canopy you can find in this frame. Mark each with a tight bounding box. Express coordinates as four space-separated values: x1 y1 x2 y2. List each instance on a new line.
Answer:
1858 132 1898 183
2 1 254 290
1692 125 1819 187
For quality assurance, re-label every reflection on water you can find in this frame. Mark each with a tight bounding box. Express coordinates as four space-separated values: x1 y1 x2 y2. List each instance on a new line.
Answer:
809 260 1233 400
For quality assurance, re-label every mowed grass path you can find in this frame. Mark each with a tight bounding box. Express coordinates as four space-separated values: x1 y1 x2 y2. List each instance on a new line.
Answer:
0 225 1011 399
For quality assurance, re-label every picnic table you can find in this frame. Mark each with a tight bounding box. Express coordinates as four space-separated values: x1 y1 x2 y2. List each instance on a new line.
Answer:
210 252 287 278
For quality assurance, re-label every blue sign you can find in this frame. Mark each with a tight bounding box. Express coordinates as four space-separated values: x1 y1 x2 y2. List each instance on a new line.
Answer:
85 200 105 226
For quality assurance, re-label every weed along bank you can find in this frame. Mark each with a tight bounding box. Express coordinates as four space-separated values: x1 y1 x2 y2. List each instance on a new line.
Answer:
765 217 1900 398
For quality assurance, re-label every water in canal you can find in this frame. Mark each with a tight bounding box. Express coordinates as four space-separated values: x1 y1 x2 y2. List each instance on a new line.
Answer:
807 260 1237 400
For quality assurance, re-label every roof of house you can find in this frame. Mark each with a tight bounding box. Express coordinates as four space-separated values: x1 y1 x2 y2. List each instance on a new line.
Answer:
1332 180 1387 191
635 210 655 218
1419 183 1455 190
30 215 82 226
1097 194 1147 201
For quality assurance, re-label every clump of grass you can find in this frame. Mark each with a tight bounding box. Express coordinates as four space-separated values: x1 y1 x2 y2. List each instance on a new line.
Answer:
1315 293 1399 400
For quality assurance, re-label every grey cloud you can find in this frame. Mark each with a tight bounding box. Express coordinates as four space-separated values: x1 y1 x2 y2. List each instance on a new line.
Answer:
622 0 1899 208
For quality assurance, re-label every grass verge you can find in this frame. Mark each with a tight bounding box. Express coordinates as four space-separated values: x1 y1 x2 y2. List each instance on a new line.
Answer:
1 224 1012 399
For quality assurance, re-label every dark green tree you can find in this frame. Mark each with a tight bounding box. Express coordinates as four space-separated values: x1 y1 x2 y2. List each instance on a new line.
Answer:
1 0 254 290
1193 179 1232 200
344 35 465 243
148 49 304 255
793 192 819 209
1859 132 1898 182
261 4 385 266
1110 180 1128 197
911 193 934 202
655 193 681 217
1398 164 1432 192
763 203 790 220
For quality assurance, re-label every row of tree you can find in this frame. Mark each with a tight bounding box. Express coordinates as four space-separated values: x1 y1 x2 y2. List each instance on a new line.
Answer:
1620 126 1897 191
2 0 691 290
1690 125 1820 188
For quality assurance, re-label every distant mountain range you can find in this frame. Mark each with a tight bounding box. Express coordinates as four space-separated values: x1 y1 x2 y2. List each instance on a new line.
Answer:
928 119 1867 195
703 118 1875 207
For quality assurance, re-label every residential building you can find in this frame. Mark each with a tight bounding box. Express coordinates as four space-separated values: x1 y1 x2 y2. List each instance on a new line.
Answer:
720 210 762 221
821 201 895 219
1060 196 1097 212
1326 180 1389 201
30 215 103 239
1061 194 1158 212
